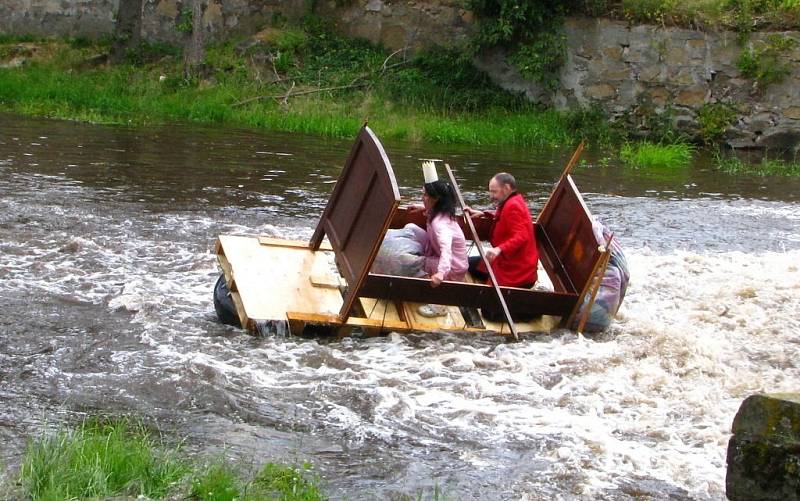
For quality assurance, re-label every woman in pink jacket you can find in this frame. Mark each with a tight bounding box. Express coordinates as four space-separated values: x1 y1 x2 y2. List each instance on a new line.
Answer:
405 180 468 288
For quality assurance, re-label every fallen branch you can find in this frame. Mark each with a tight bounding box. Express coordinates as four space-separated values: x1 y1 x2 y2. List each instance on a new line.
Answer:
233 46 409 108
233 81 370 107
279 81 296 107
381 47 408 73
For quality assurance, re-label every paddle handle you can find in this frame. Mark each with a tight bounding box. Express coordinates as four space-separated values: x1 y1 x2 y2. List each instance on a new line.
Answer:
445 164 519 341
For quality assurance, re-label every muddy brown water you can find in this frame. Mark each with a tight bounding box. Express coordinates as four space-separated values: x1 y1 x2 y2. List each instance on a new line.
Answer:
1 113 799 499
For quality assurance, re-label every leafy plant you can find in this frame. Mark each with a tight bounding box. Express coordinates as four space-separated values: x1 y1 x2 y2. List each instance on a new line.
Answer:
67 36 94 49
564 105 619 145
274 28 309 52
0 32 616 147
273 51 294 73
507 30 568 91
622 0 677 23
697 102 738 143
124 40 181 65
176 7 194 34
465 0 575 93
7 415 332 501
383 45 526 112
735 34 797 90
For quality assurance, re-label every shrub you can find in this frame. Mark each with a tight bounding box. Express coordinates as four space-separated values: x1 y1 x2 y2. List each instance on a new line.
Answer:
697 102 738 143
274 28 309 52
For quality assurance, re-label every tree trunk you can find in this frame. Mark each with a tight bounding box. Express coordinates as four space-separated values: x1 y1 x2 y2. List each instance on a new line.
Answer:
110 0 143 64
184 0 206 74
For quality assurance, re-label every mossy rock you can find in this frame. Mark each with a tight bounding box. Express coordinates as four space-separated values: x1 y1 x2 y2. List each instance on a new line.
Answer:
726 393 800 500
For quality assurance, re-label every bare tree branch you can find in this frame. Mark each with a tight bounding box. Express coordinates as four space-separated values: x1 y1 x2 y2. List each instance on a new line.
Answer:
233 45 409 108
381 47 408 73
233 82 370 108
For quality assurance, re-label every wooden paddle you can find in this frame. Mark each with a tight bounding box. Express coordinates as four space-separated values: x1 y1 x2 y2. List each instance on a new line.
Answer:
445 164 519 341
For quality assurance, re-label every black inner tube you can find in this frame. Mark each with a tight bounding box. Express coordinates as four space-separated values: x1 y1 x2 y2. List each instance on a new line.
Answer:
213 274 241 327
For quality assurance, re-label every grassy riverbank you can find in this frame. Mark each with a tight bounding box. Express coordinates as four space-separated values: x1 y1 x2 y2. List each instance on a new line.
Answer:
0 26 611 149
2 418 325 500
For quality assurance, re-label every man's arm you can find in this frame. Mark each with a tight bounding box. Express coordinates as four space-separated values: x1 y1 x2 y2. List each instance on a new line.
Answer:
496 202 533 256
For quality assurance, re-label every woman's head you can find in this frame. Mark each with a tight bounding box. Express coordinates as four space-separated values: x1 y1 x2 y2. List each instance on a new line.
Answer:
422 180 457 218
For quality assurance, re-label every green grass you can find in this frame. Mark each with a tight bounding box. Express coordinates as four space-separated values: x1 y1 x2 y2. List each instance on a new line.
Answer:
188 461 324 501
17 418 188 500
620 141 696 169
8 417 328 500
614 0 800 29
714 150 800 176
191 463 243 501
0 28 615 148
249 462 325 501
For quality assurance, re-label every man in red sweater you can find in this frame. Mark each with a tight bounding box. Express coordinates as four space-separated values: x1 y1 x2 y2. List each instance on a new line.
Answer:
465 172 539 288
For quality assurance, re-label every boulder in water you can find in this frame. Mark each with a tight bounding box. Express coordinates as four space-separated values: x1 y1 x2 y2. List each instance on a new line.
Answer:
726 393 800 500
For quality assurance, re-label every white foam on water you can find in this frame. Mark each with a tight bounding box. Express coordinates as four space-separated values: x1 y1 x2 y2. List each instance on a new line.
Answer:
133 246 796 498
3 162 799 498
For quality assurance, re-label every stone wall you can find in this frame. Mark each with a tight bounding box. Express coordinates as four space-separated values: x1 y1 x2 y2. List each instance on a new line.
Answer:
0 0 118 38
558 18 800 151
1 0 799 150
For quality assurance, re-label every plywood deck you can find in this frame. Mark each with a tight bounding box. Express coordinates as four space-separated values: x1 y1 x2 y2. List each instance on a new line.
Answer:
216 235 561 337
216 235 344 330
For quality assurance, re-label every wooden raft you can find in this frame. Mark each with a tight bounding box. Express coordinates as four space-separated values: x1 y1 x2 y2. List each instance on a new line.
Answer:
215 126 607 337
216 232 560 335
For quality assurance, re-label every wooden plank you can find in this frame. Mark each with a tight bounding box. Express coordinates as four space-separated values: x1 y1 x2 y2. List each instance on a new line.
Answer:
390 206 492 242
286 311 341 324
258 236 332 251
346 317 411 331
402 302 469 332
535 224 575 294
286 311 410 332
537 175 603 296
537 140 585 221
576 248 612 334
359 298 407 327
229 290 249 331
216 253 236 291
217 234 344 322
566 233 613 330
310 274 341 289
359 274 576 317
480 314 561 336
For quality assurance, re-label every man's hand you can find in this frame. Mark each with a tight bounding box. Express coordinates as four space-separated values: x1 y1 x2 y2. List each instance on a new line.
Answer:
431 272 444 287
464 207 484 220
485 247 502 262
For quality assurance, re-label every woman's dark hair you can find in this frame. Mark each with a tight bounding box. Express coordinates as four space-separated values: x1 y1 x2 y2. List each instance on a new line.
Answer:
424 180 457 218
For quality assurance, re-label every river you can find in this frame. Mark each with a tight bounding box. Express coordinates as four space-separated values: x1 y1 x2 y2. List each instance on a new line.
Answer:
0 113 798 499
